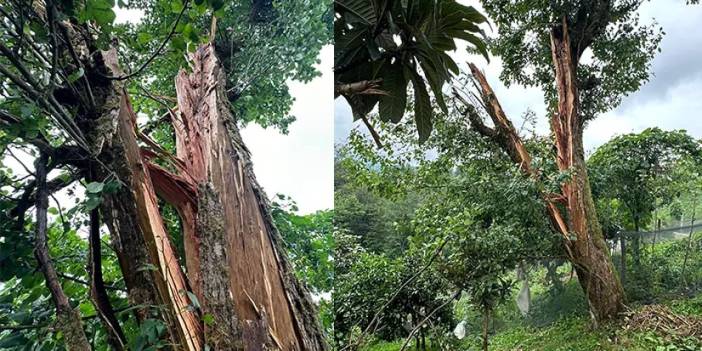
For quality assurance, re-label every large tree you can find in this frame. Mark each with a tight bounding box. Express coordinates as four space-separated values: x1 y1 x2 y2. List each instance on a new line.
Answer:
452 0 664 322
0 0 329 349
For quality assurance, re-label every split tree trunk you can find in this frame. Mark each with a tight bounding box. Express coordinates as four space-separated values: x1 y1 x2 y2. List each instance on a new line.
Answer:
549 19 625 321
73 40 326 349
88 48 203 349
163 44 327 350
463 18 625 323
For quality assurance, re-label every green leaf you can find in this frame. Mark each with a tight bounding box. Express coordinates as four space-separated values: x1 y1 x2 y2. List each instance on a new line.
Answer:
85 195 102 211
202 313 215 326
68 68 85 83
207 0 225 11
170 36 186 52
417 52 449 113
103 180 122 194
137 32 152 45
409 70 432 143
186 291 201 309
171 0 184 13
378 62 408 123
336 0 378 26
84 0 116 26
85 181 104 193
182 23 200 43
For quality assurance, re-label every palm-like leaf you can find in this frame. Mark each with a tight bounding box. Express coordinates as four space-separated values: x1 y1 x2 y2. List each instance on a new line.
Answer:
335 0 489 143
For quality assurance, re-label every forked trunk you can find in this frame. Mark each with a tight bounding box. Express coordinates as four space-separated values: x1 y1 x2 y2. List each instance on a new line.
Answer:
74 41 325 348
462 18 625 323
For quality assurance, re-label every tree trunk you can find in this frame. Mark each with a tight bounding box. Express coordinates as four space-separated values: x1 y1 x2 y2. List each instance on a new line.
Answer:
463 18 625 323
632 218 641 267
89 49 203 350
681 201 697 285
620 233 627 285
33 152 91 351
63 39 325 349
482 307 489 351
168 44 327 350
548 18 625 322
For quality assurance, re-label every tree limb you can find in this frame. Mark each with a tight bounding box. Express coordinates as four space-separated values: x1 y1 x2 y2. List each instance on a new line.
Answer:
88 204 127 350
399 289 462 351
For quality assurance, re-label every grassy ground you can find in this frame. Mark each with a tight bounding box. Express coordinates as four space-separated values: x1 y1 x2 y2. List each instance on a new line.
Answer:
362 294 702 350
360 232 702 351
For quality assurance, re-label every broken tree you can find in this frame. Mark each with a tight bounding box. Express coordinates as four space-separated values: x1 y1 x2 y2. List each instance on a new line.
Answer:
0 4 327 348
458 19 625 322
98 44 328 349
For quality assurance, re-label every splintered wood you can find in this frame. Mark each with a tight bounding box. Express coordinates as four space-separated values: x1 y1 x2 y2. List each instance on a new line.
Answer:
115 94 203 350
167 44 326 350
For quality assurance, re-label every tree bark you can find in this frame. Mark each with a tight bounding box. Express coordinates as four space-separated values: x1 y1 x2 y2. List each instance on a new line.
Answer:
549 18 625 322
463 18 625 323
620 233 627 285
111 91 204 350
482 307 489 351
169 44 328 350
89 48 203 350
33 152 91 351
632 218 641 267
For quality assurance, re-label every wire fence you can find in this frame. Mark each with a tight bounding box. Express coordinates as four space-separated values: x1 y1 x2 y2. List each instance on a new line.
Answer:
608 218 702 253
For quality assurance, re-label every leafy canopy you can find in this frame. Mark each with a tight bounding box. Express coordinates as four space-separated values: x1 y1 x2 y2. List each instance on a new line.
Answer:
482 0 663 121
588 127 702 229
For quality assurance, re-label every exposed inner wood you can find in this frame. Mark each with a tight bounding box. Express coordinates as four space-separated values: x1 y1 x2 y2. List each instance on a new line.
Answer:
169 44 327 350
462 19 624 323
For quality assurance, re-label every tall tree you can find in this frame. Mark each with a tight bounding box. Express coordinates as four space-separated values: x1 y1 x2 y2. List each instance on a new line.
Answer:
0 0 329 349
453 0 664 322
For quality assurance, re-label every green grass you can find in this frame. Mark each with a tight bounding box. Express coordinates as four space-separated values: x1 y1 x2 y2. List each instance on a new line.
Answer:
359 233 702 351
361 294 702 351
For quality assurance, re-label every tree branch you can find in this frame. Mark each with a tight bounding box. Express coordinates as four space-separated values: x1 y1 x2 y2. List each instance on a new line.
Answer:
100 0 190 81
399 289 462 351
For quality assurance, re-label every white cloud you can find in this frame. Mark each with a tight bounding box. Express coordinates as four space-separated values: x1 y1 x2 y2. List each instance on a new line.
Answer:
242 45 334 214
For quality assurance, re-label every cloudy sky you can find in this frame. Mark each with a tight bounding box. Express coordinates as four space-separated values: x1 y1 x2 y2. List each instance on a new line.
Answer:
240 46 334 214
335 1 702 154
